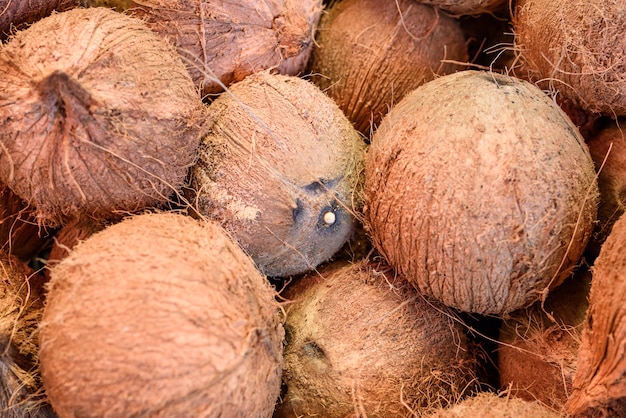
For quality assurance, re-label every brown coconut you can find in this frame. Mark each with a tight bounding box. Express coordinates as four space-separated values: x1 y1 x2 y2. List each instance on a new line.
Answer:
0 7 206 227
584 119 626 259
129 0 322 97
497 266 591 411
0 0 78 38
513 0 626 118
427 391 565 418
188 71 366 278
39 212 284 417
308 0 468 136
415 0 508 17
567 213 626 417
274 259 478 417
79 0 131 9
0 252 55 417
364 70 598 316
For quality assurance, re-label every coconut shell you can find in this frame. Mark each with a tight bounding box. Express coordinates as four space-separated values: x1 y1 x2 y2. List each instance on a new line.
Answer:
497 266 591 411
39 212 284 417
567 214 626 417
79 0 131 9
188 71 366 278
514 0 626 117
0 252 54 417
0 7 206 227
308 0 468 136
415 0 507 17
365 70 598 315
274 259 478 417
0 0 78 38
129 0 322 97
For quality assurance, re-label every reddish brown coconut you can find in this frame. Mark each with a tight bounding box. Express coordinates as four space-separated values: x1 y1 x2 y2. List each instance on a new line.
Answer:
567 213 626 417
129 0 322 97
513 0 626 117
188 71 366 278
274 259 478 417
415 0 508 17
0 251 55 417
0 7 206 227
365 70 598 315
308 0 468 136
79 0 131 9
39 212 284 417
0 0 78 38
497 266 590 411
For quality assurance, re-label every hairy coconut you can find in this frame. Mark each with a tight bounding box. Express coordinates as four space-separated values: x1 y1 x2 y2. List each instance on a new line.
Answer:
427 391 564 418
497 266 590 411
188 71 366 278
415 0 507 17
129 0 322 97
0 252 55 417
0 7 206 227
567 214 626 417
0 0 77 38
584 119 626 259
79 0 131 9
274 259 478 417
308 0 467 136
365 70 598 315
39 212 284 417
513 0 626 117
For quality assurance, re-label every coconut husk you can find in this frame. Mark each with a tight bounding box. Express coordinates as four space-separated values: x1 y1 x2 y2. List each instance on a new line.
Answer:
0 0 78 38
79 0 131 9
427 391 565 417
365 70 598 316
415 0 508 17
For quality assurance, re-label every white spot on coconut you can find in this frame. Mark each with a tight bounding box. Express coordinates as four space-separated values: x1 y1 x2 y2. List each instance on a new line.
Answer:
323 211 336 225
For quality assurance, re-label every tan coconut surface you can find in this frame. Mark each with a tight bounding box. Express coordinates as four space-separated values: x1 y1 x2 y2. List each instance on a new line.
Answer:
427 391 565 417
567 213 626 417
275 259 478 417
130 0 322 97
0 0 78 37
365 70 598 315
0 7 206 227
514 0 626 117
415 0 508 17
39 212 284 417
0 252 54 417
189 71 366 278
308 0 468 136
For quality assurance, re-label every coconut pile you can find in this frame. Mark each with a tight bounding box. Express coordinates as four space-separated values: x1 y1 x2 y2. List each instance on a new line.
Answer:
0 0 625 417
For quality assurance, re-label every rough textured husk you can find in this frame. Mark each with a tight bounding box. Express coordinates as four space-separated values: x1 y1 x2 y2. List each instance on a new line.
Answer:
309 0 468 136
0 7 206 227
365 70 598 316
567 214 626 417
274 259 478 418
189 71 366 278
415 0 507 17
39 212 284 418
129 0 322 97
584 119 626 259
0 0 78 37
427 391 565 417
0 252 55 417
498 266 590 411
79 0 131 9
514 0 626 117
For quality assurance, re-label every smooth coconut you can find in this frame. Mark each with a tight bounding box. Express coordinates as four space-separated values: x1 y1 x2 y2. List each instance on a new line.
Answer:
513 0 626 117
567 213 626 417
129 0 322 97
39 212 284 417
308 0 468 136
0 7 206 227
365 70 598 315
188 71 366 278
274 259 478 417
0 252 54 417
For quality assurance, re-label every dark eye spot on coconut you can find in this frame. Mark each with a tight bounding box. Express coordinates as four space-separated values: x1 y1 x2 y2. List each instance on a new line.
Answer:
302 177 340 195
292 198 306 223
302 341 326 360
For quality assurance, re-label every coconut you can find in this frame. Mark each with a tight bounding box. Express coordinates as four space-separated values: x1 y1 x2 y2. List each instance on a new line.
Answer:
79 0 131 10
39 212 284 417
426 391 564 418
274 259 478 417
566 213 626 417
0 7 207 227
0 251 55 417
364 70 598 315
129 0 322 97
188 71 366 278
0 0 77 38
415 0 508 17
513 0 626 117
584 119 626 259
308 0 468 136
497 266 591 411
